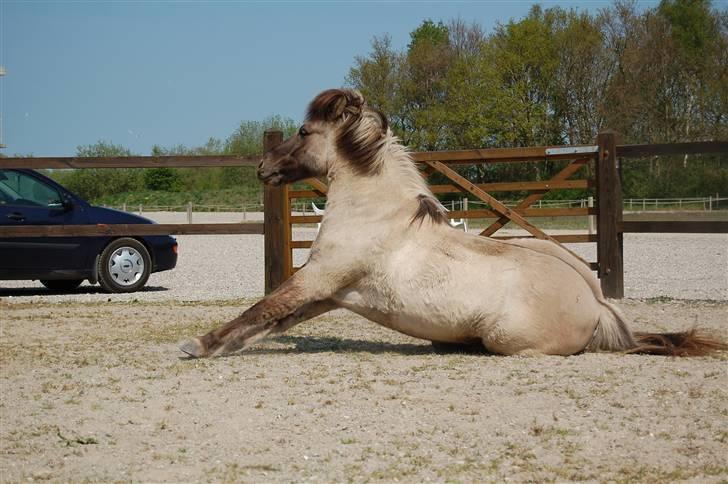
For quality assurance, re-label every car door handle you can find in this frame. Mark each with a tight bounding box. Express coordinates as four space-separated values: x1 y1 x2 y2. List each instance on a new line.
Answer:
6 212 25 221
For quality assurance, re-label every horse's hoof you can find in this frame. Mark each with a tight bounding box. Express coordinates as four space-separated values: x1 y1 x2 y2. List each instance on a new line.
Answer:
180 338 205 358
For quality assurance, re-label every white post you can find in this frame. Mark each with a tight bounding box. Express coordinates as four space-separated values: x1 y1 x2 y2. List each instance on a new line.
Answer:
187 202 193 224
139 204 143 215
588 196 595 235
709 196 712 211
122 202 127 212
243 204 247 221
463 198 469 232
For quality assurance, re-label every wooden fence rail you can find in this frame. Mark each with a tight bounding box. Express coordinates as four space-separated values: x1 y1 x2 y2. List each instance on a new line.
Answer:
0 154 261 169
2 134 726 298
0 223 263 237
4 140 724 170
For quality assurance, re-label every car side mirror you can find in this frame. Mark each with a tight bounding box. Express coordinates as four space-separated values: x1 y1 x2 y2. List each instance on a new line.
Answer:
62 196 75 211
49 195 74 211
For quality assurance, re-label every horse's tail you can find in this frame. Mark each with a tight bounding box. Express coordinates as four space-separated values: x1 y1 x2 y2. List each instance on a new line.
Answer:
626 329 728 356
589 301 727 356
588 300 636 352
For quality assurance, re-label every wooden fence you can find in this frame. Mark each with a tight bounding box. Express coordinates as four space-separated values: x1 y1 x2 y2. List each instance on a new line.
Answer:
2 133 726 298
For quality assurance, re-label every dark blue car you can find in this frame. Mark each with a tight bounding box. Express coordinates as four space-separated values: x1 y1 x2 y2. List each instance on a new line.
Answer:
0 168 177 293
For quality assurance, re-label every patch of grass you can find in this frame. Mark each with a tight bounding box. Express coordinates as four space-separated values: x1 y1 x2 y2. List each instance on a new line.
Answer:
207 462 280 480
56 428 98 447
688 386 704 398
644 295 675 304
435 457 502 478
613 464 728 483
530 421 575 440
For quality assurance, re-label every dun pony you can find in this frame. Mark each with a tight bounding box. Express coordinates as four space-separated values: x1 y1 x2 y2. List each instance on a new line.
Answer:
180 89 726 358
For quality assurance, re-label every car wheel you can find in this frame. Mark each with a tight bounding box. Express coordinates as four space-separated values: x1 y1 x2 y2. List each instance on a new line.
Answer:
40 279 84 292
98 238 151 293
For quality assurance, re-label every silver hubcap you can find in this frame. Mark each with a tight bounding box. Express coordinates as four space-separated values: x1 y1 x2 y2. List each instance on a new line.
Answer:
108 246 145 286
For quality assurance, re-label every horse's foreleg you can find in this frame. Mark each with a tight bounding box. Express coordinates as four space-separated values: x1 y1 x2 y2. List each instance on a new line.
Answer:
180 277 337 358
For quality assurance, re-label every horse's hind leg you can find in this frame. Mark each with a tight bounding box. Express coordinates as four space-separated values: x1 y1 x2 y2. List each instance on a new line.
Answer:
180 275 337 357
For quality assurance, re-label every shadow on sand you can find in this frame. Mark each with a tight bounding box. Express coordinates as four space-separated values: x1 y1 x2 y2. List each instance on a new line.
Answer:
181 335 492 358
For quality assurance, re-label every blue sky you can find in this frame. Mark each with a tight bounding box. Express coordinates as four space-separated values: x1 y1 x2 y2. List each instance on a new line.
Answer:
2 0 653 157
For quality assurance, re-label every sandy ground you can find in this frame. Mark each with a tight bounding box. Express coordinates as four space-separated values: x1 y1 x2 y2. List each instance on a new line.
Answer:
2 215 727 481
1 298 726 482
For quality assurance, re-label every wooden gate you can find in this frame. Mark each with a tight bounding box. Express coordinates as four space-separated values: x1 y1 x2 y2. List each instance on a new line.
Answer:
265 132 626 295
263 132 727 299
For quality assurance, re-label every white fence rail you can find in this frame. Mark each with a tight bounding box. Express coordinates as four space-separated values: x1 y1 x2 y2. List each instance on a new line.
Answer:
444 196 726 212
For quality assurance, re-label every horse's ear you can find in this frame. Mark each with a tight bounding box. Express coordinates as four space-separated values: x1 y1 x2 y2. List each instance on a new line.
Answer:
370 108 389 135
307 89 365 122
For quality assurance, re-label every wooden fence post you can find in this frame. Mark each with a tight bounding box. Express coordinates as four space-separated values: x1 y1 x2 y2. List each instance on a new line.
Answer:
263 130 290 295
596 131 624 298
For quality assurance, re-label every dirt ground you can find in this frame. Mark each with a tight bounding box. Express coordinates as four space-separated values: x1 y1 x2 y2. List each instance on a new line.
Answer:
1 298 726 482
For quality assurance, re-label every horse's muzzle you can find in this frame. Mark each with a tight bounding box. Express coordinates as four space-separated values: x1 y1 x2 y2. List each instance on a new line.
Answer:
257 168 283 186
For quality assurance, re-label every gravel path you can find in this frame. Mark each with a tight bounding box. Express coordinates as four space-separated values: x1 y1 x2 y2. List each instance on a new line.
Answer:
1 212 726 303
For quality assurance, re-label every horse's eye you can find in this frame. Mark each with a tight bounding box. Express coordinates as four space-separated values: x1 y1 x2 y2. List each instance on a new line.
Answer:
298 126 309 137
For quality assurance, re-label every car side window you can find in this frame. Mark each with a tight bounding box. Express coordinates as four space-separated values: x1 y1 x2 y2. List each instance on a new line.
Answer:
0 170 63 207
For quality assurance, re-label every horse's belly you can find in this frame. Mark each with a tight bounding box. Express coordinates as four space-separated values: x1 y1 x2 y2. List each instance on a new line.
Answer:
333 286 478 343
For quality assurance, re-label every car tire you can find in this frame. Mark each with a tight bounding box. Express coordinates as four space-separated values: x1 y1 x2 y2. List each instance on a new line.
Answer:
40 279 84 292
97 238 152 293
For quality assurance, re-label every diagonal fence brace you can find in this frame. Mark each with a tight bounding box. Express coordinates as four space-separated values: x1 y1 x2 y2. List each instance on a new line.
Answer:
480 158 589 237
424 160 553 240
303 177 329 195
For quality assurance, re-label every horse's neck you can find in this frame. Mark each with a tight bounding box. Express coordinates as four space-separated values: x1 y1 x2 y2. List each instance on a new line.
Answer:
323 145 430 225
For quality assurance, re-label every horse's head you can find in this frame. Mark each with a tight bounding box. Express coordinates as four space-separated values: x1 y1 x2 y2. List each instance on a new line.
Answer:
257 89 389 185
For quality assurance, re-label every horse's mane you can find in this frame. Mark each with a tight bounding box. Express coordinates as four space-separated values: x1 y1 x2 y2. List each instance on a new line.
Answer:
307 89 447 226
306 89 388 176
411 194 449 226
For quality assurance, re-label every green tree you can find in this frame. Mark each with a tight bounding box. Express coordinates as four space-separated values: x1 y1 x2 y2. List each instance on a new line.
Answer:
222 116 298 191
150 138 224 191
346 35 406 137
143 167 181 191
659 0 720 64
225 115 298 155
52 141 140 201
402 20 453 149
